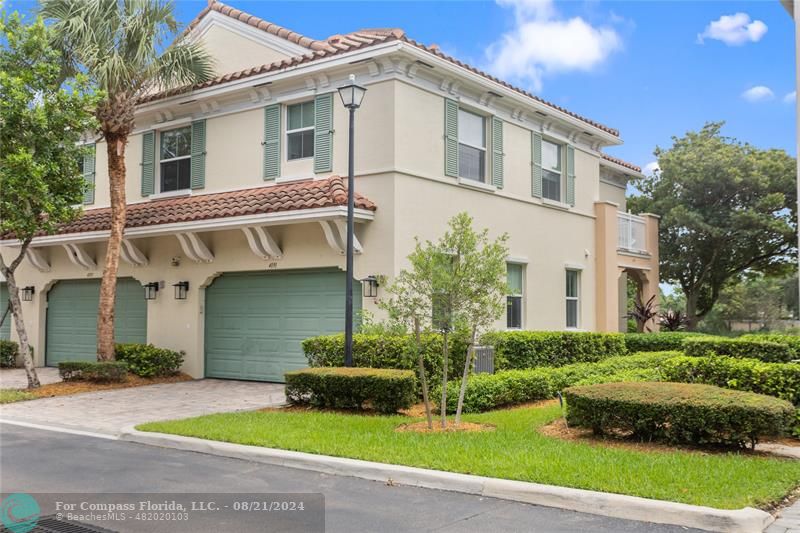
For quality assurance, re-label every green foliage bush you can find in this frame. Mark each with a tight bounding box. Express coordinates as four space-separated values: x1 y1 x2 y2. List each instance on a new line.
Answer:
285 367 417 414
661 355 800 406
739 334 800 359
0 340 19 368
115 343 184 378
481 330 626 369
623 332 703 353
564 382 794 448
58 361 128 383
683 336 794 363
442 352 677 413
302 333 469 380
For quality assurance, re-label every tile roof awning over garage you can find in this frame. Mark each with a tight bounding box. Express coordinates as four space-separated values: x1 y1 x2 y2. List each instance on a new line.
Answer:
1 176 376 246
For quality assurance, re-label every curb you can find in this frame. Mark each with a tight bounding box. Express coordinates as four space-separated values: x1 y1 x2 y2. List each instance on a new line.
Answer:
120 426 774 533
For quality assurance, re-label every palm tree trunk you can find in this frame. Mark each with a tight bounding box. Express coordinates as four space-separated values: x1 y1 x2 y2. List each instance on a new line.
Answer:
0 239 40 388
97 133 128 361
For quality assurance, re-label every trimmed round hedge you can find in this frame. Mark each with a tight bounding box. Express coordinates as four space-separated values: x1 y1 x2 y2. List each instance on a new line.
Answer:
564 382 794 449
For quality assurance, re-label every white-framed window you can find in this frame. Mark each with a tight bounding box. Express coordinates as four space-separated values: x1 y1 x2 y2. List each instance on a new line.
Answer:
506 263 524 329
542 139 562 202
458 108 486 181
159 126 192 192
566 269 580 328
287 101 314 160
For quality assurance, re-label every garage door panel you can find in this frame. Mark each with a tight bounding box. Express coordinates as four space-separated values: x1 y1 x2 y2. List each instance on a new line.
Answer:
205 269 360 382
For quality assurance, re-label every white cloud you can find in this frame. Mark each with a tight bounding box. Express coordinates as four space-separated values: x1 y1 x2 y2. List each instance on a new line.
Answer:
698 13 767 46
741 86 775 102
784 91 797 104
643 161 660 176
486 0 622 91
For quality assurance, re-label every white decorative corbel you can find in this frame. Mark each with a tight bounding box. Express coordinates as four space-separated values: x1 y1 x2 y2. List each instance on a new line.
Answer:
241 227 283 260
406 62 420 79
440 78 452 92
176 232 214 263
209 100 220 112
319 220 344 254
63 243 96 270
304 78 317 90
448 81 461 97
316 73 329 88
26 248 50 272
162 109 174 121
333 220 362 254
256 87 272 101
120 239 148 267
379 58 396 74
199 102 211 114
366 61 381 77
247 89 260 103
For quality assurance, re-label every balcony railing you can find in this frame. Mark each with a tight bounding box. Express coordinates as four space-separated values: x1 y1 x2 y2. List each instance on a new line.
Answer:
618 212 648 254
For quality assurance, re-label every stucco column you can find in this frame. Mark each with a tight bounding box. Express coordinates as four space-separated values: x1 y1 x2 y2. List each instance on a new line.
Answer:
594 201 621 332
641 213 661 332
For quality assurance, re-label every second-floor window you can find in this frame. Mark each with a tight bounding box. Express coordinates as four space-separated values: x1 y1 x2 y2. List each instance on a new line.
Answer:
160 126 191 192
287 101 314 160
542 139 562 202
458 109 485 181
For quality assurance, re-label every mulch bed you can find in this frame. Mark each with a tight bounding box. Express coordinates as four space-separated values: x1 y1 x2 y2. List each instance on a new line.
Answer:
395 421 495 433
19 373 193 399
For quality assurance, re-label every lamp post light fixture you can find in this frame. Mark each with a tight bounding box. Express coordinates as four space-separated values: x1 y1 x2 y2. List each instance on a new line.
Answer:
144 282 160 301
21 286 35 302
337 74 367 367
173 281 189 300
361 276 379 298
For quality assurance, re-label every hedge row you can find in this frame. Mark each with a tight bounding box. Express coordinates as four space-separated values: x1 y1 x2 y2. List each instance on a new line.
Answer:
739 334 800 359
482 331 626 369
441 352 678 413
623 332 702 353
115 343 184 378
58 361 128 382
564 382 794 448
683 336 794 363
285 367 417 414
0 340 18 368
661 355 800 406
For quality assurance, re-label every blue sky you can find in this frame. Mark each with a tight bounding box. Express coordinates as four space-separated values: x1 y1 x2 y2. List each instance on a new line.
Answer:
12 0 796 171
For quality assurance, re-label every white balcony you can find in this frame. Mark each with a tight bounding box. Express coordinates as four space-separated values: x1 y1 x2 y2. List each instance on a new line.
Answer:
618 212 648 254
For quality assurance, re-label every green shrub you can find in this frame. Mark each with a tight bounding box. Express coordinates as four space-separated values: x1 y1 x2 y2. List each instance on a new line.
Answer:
661 355 800 406
284 367 417 414
623 332 703 353
442 352 678 413
564 382 794 448
58 361 128 383
115 343 184 378
739 334 800 359
302 333 469 381
0 340 19 368
481 330 626 369
683 336 794 363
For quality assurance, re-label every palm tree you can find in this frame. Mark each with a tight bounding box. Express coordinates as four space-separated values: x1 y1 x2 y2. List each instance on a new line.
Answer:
41 0 215 360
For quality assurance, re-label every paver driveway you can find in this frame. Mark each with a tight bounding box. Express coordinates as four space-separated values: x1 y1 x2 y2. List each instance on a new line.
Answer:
0 379 285 436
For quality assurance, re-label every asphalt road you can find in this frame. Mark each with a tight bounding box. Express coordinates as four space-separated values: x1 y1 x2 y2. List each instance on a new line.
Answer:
0 424 703 533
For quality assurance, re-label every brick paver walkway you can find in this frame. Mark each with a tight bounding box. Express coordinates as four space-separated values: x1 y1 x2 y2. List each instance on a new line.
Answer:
0 379 285 435
0 367 62 389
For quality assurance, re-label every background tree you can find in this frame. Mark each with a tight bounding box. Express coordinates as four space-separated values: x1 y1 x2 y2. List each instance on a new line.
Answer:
701 273 797 333
629 122 796 329
41 0 215 360
0 11 98 388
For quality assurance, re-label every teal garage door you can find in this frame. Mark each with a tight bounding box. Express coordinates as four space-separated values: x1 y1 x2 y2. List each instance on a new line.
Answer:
205 269 361 382
46 278 147 366
0 283 10 340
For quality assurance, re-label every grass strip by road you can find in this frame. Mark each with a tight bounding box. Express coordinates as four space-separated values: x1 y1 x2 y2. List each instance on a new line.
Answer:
0 389 35 404
138 403 800 510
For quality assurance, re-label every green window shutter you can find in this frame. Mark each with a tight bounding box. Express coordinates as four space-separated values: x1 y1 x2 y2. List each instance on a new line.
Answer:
262 104 281 180
141 131 155 197
83 143 96 205
531 132 542 198
190 119 206 190
313 93 333 173
491 117 504 188
565 145 576 206
444 98 459 178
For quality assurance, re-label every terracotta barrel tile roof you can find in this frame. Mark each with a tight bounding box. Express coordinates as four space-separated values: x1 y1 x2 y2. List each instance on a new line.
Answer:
13 176 375 239
600 153 642 173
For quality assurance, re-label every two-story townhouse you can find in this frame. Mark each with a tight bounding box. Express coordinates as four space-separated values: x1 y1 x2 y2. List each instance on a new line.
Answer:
0 0 659 382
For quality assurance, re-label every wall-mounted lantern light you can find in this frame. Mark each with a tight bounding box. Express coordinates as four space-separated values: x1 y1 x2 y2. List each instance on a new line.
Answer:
173 281 189 300
21 286 35 302
361 276 379 298
144 282 160 301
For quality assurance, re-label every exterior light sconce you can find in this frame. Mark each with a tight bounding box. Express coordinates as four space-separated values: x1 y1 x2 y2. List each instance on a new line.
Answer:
173 281 189 300
361 276 379 298
144 282 160 301
21 286 35 302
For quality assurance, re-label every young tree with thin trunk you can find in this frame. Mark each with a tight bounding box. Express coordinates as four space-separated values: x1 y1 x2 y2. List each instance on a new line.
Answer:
41 0 215 360
0 12 99 388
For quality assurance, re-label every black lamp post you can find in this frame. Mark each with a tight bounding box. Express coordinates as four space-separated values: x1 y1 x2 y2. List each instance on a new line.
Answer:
337 74 367 367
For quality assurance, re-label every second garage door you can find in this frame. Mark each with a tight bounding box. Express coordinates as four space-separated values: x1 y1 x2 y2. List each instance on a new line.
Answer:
205 269 361 382
46 278 148 366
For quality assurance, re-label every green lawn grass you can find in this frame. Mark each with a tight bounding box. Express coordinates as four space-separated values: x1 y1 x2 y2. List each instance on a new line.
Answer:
0 389 34 404
139 404 800 510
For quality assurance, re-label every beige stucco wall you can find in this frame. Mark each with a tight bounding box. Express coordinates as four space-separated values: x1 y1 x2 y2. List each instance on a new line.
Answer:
599 181 627 211
200 24 292 76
